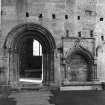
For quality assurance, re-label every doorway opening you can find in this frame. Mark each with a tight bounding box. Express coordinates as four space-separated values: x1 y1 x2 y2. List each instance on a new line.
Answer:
19 39 43 83
4 23 56 87
67 54 88 82
65 47 94 83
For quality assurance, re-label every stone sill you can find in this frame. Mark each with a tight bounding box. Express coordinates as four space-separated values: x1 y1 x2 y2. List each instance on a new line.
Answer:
62 81 102 86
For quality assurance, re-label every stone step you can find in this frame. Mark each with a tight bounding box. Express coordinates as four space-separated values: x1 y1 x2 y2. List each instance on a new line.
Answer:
60 85 102 91
9 90 54 105
60 82 102 91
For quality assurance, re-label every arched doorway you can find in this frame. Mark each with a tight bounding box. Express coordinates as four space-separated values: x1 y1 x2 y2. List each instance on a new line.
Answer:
19 39 43 83
67 54 88 82
4 23 56 87
66 47 94 82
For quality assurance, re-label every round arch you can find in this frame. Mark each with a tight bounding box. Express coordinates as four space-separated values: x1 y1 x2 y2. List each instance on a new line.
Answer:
4 23 56 52
4 23 56 87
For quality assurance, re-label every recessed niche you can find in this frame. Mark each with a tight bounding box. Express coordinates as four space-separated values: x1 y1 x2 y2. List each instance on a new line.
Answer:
85 10 92 16
66 30 69 37
77 16 80 20
26 12 29 17
39 13 43 19
52 14 56 19
101 36 104 40
78 31 81 37
65 15 68 19
90 30 93 37
100 18 103 21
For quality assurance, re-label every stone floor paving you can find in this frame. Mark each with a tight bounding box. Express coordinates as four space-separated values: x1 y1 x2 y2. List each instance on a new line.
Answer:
49 90 105 105
8 90 54 105
0 90 105 105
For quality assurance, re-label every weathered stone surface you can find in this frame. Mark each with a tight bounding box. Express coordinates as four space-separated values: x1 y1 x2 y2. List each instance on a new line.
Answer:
0 0 105 89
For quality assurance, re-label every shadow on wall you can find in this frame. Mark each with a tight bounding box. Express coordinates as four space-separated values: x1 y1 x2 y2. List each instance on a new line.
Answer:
0 97 16 105
49 90 105 105
0 86 16 105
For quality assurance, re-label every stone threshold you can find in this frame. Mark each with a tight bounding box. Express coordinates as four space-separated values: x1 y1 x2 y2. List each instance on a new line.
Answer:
60 81 102 91
62 81 102 86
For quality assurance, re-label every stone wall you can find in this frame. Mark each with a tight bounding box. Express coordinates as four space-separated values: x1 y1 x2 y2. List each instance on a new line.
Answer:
0 0 105 85
95 0 105 82
1 0 97 47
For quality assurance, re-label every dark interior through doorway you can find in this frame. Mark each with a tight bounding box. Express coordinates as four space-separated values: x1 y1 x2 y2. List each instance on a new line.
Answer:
19 38 43 82
5 23 56 86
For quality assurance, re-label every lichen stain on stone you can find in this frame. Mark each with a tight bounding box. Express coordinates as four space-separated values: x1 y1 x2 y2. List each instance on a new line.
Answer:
16 0 27 14
66 0 76 9
2 0 13 6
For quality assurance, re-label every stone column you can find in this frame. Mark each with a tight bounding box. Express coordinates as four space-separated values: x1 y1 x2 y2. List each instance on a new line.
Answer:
13 52 17 87
94 64 98 81
49 52 55 84
9 51 14 87
92 60 98 81
90 59 98 81
17 53 20 87
13 51 19 88
64 63 70 83
87 61 92 81
42 53 47 84
92 64 95 81
47 53 51 85
8 51 10 84
8 49 19 88
61 57 69 84
0 56 7 84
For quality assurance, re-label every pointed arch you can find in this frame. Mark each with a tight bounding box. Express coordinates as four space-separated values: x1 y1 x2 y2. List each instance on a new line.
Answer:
66 45 94 64
66 45 94 81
